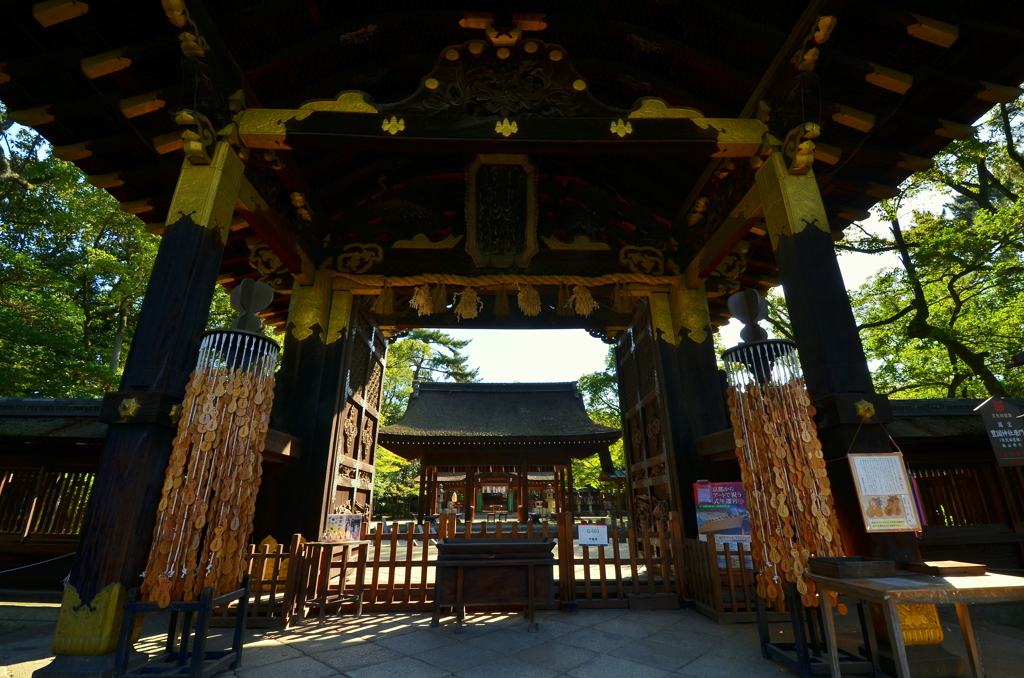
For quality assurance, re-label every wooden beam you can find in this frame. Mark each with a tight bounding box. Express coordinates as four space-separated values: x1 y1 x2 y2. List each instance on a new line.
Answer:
80 48 132 79
234 175 306 280
865 62 913 95
33 0 89 27
698 428 736 457
685 184 762 287
236 108 768 157
857 3 959 49
830 104 876 133
120 90 167 118
976 81 1023 103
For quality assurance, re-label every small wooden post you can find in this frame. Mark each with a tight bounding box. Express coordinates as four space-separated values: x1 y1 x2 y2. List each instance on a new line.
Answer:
465 465 477 523
517 465 528 523
566 465 575 519
417 463 428 524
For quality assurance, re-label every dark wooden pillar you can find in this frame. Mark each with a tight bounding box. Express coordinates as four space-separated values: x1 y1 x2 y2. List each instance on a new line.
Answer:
760 150 918 564
52 142 244 657
656 292 730 538
269 277 351 541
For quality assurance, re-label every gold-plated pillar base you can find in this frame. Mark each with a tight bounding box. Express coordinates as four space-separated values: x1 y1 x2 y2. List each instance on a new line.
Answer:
51 582 126 656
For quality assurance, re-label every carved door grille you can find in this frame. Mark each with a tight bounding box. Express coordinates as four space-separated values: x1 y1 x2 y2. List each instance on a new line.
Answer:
615 301 679 535
332 306 387 519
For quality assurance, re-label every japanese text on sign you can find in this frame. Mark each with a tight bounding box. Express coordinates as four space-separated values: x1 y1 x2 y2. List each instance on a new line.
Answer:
977 398 1024 467
578 524 608 546
848 453 921 533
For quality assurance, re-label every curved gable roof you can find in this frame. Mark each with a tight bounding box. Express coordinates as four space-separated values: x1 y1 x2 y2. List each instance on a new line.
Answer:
379 381 620 442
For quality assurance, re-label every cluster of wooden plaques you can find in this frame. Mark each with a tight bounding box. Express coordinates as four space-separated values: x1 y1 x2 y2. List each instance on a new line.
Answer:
727 379 845 608
141 367 275 607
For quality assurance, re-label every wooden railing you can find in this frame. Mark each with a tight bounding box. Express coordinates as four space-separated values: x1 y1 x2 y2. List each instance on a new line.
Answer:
211 534 303 628
0 468 94 545
682 537 787 623
217 513 691 626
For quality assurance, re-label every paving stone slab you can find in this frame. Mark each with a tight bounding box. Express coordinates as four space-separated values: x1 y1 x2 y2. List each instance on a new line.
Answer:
376 629 458 655
590 617 660 639
454 656 558 678
675 654 786 678
556 627 630 652
233 639 303 668
414 643 505 672
555 609 630 627
608 638 701 671
568 654 669 678
465 627 548 655
346 655 451 678
512 641 598 674
314 643 405 673
236 654 336 678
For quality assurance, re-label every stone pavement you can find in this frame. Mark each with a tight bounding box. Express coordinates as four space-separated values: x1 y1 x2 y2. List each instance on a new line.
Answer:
5 604 1024 678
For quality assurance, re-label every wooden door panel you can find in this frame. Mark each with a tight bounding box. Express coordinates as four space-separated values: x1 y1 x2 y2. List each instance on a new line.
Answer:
615 301 679 532
332 306 387 520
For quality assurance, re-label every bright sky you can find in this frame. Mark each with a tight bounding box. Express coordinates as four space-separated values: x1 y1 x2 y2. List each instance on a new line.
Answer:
443 329 610 382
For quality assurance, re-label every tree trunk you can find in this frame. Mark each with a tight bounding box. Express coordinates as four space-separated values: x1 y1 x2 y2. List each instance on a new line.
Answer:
109 307 127 372
890 217 1008 396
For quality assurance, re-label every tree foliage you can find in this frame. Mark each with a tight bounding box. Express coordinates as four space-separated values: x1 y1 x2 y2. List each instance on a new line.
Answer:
378 329 479 425
574 348 625 491
373 330 479 514
839 99 1024 398
0 108 159 397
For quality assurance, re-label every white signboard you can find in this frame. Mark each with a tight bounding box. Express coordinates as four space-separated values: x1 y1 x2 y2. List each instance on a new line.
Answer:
848 452 921 533
578 523 608 546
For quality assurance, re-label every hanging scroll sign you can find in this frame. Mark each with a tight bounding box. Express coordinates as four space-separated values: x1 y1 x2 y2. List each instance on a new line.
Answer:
848 452 921 532
975 397 1024 467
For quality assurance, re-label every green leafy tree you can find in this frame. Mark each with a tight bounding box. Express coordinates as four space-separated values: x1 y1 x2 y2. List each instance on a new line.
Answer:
378 329 479 425
573 348 625 492
837 98 1024 397
373 330 479 515
0 108 159 397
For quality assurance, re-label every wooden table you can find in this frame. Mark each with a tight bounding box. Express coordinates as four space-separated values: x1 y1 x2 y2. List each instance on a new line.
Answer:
298 541 368 625
810 572 1024 678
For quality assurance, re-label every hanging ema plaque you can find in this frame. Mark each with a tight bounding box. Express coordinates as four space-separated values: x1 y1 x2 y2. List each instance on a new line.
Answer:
975 397 1024 467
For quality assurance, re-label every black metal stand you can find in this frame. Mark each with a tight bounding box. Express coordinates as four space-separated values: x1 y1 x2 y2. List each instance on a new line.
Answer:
113 575 250 678
754 580 876 677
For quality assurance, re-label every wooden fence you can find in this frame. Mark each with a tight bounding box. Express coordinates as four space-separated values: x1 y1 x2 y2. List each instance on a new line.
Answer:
682 537 787 623
0 468 94 546
211 534 302 628
329 512 686 613
213 513 700 626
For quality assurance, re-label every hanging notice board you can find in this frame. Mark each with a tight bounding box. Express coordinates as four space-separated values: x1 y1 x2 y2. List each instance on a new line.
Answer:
848 453 921 532
975 398 1024 467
